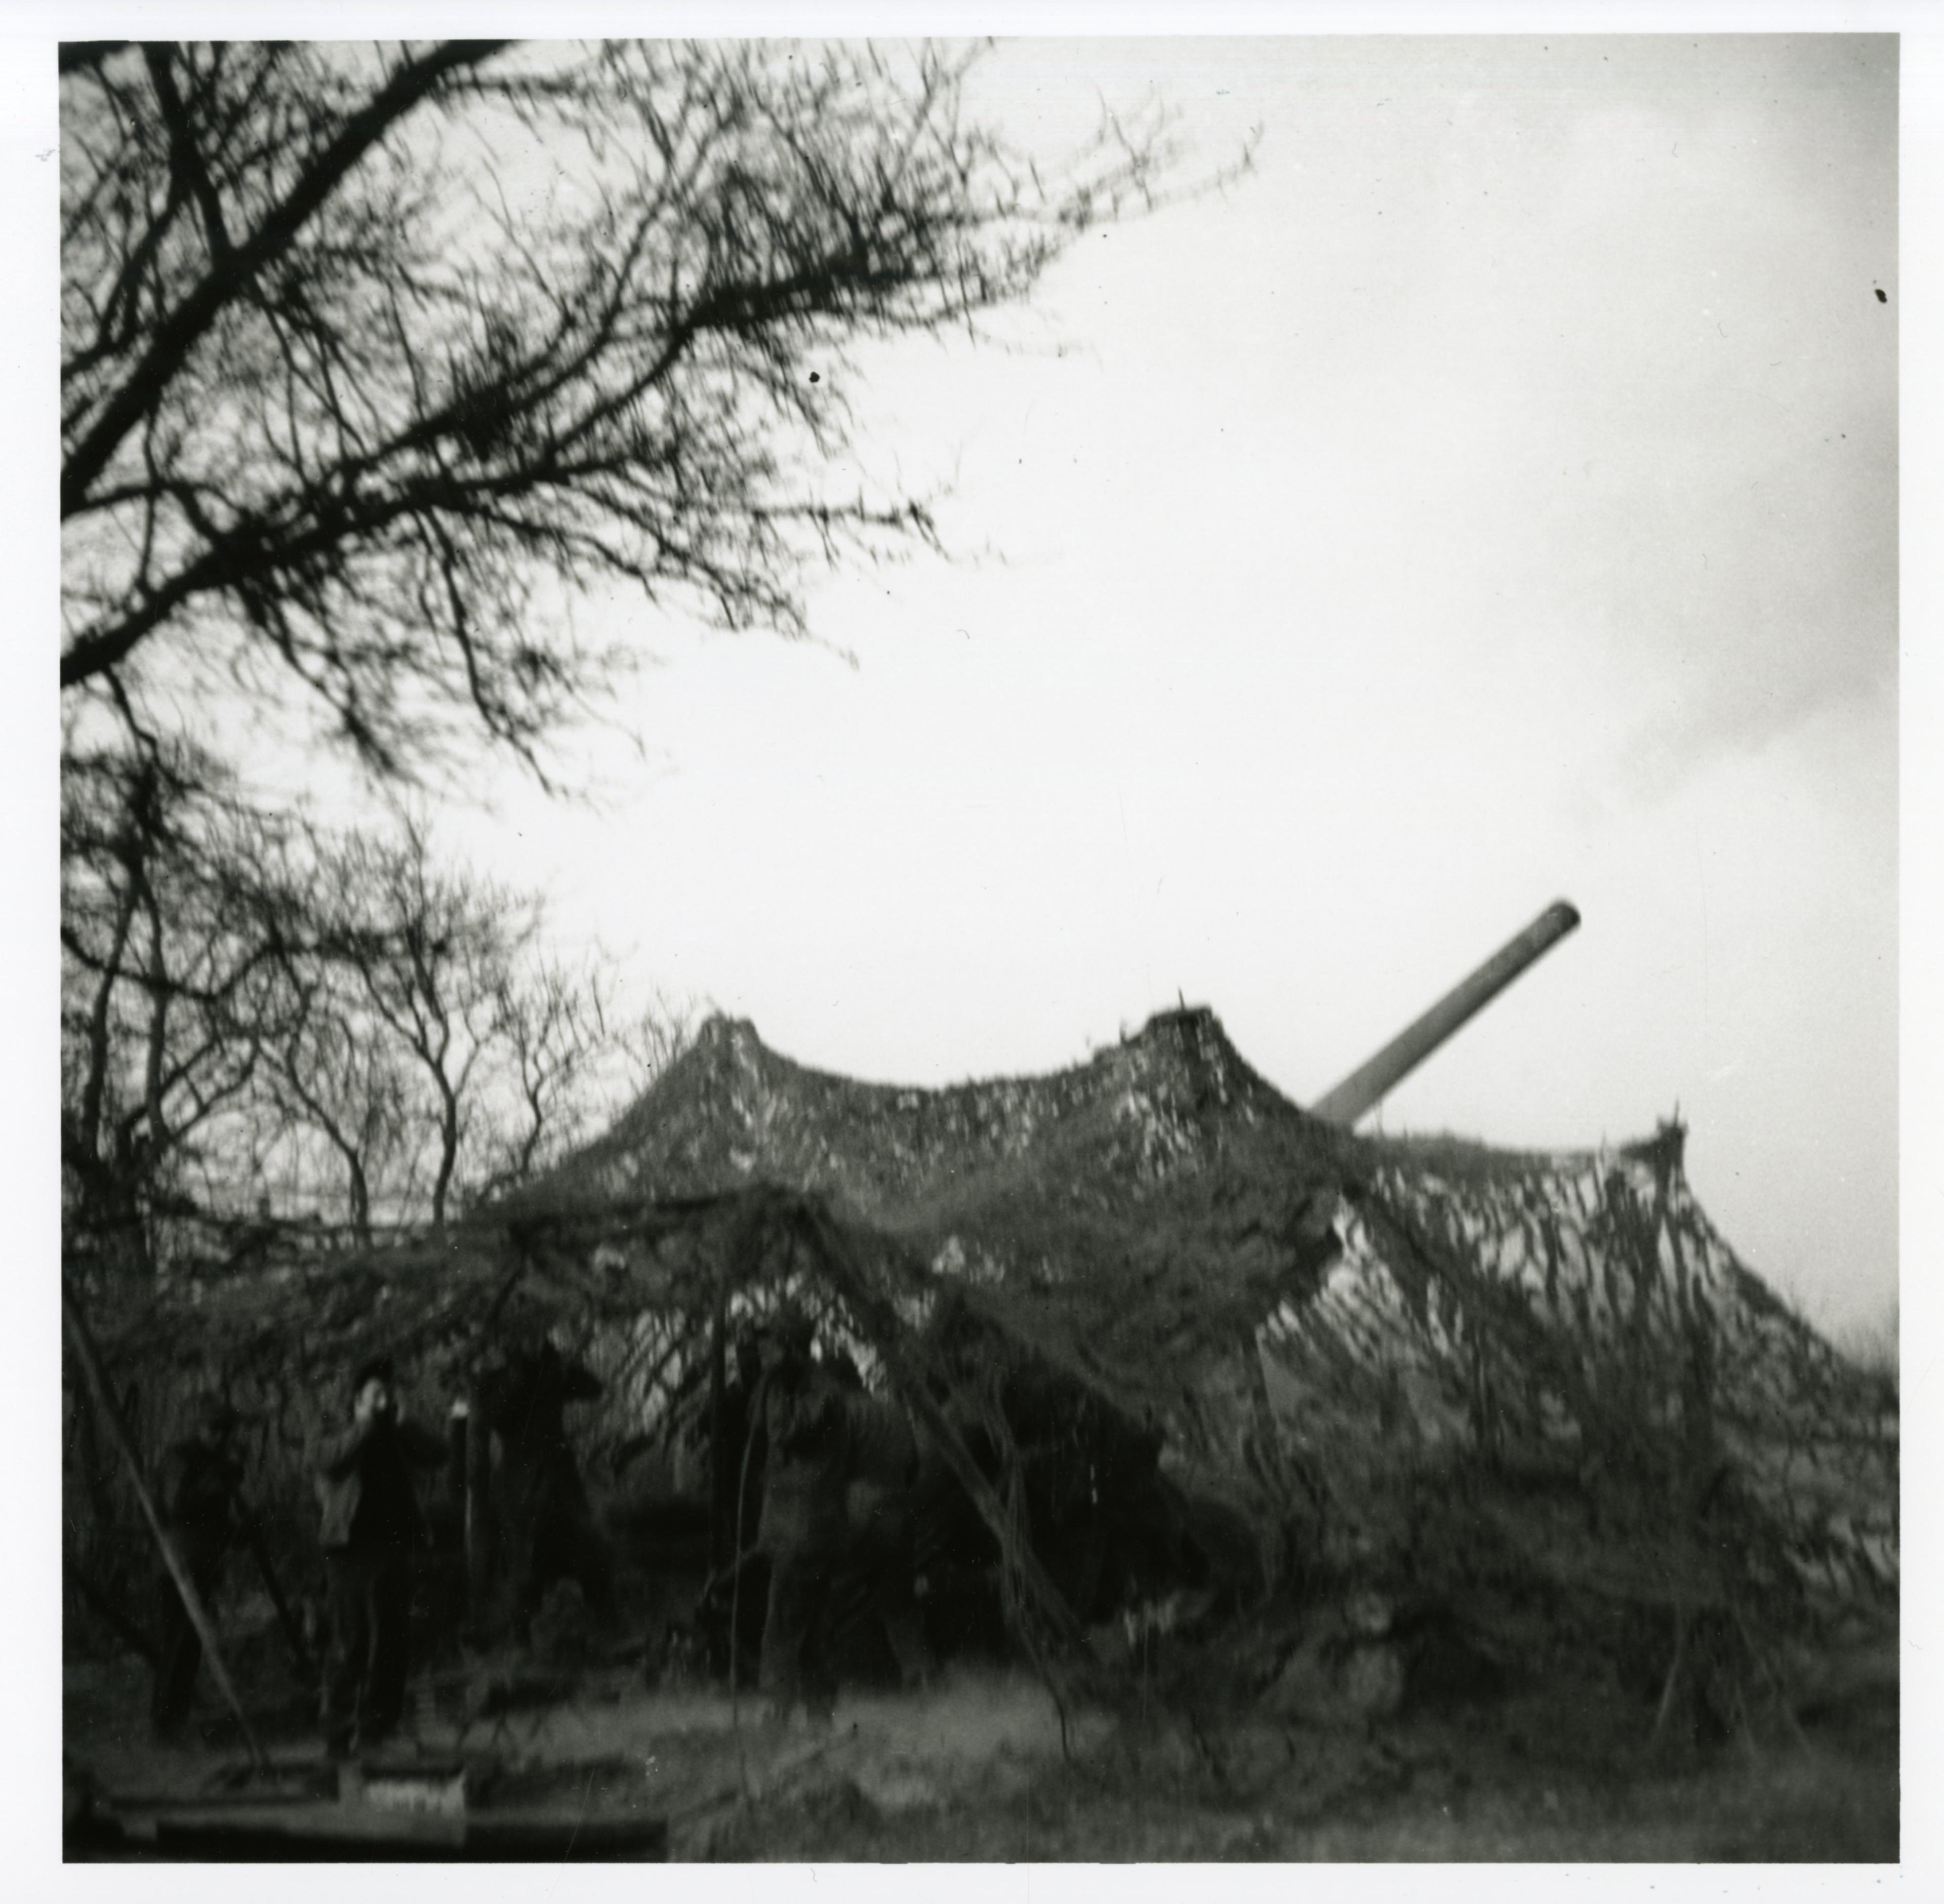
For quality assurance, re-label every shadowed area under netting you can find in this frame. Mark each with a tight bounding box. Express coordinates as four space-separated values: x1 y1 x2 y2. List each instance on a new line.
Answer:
64 1007 1897 1767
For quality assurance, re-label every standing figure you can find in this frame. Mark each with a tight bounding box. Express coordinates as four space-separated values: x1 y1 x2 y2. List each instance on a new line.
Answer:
840 1389 935 1690
149 1395 245 1739
314 1354 448 1757
755 1312 853 1724
475 1339 613 1635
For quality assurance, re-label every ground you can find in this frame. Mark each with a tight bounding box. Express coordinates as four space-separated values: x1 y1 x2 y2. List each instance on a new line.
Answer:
63 1628 1897 1861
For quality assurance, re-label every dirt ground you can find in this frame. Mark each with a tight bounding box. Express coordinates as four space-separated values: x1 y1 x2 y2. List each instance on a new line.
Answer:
64 1628 1897 1862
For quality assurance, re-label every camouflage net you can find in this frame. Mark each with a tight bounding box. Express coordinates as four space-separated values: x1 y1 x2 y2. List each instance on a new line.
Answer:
64 1008 1896 1736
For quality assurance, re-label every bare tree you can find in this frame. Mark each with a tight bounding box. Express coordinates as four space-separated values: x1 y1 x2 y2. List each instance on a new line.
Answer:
62 39 1203 780
306 821 534 1230
62 762 663 1259
475 954 615 1197
58 39 1233 1266
60 739 307 1269
262 965 418 1245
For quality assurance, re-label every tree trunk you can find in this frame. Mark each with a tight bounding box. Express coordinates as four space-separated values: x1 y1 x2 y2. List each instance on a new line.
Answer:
75 882 139 1162
346 1154 371 1248
431 1085 459 1232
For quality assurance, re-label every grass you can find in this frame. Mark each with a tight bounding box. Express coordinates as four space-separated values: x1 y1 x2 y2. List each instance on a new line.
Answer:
65 1622 1898 1864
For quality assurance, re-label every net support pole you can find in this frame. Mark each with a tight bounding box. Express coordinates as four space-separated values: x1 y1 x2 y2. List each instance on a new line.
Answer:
708 1283 731 1574
463 1391 493 1621
61 1278 265 1769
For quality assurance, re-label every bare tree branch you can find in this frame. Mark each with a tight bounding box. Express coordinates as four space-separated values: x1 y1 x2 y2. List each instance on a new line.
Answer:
62 39 509 520
61 39 1222 778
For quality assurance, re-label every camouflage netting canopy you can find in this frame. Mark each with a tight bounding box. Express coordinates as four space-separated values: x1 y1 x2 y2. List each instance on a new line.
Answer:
519 1008 1895 1587
65 1008 1897 1722
519 1007 1351 1438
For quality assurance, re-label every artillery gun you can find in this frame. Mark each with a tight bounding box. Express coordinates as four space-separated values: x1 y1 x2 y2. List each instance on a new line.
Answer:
1309 899 1581 1125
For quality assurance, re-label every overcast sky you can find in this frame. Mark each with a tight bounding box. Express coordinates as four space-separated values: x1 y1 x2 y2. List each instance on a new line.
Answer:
405 34 1901 1338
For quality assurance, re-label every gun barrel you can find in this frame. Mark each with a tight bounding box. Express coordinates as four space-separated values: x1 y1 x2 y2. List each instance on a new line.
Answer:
1309 900 1581 1126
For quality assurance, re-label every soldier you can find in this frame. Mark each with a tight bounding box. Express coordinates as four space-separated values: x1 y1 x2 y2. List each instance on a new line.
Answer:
314 1354 448 1757
839 1384 935 1690
475 1338 613 1634
754 1311 853 1724
149 1395 246 1739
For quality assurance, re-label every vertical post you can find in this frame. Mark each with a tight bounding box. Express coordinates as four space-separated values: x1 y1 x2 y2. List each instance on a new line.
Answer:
446 1400 468 1509
463 1389 493 1622
714 1192 771 1571
61 1280 265 1769
707 1284 730 1574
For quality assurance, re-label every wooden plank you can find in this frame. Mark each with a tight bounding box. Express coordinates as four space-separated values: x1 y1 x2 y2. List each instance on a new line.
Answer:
79 1801 668 1861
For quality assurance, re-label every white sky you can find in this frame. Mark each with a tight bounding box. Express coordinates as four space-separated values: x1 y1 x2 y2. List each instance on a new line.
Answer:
421 33 1900 1339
